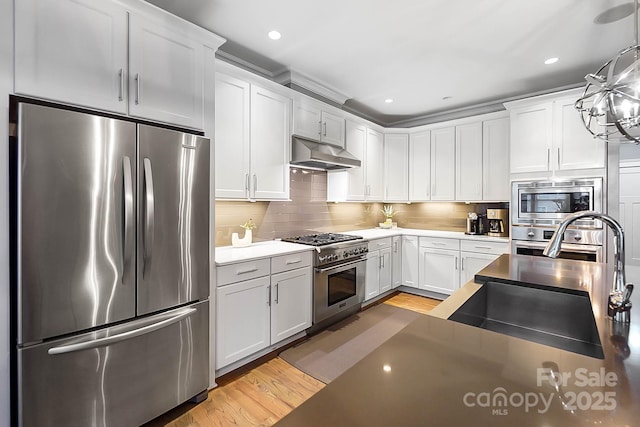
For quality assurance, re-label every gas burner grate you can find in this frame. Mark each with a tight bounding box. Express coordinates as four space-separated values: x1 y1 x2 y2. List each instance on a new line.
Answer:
281 233 363 246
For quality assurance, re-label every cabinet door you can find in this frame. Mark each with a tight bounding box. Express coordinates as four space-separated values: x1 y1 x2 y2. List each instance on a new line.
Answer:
250 85 291 200
554 95 606 171
460 252 498 285
215 73 250 199
366 128 385 201
392 237 402 289
365 252 380 301
419 247 459 295
270 267 312 344
510 103 553 173
384 134 409 202
409 131 431 201
455 122 483 201
321 111 346 148
345 121 367 200
379 248 392 293
129 13 204 129
293 101 322 141
402 236 419 288
482 117 510 201
430 127 456 201
15 0 128 114
216 277 270 369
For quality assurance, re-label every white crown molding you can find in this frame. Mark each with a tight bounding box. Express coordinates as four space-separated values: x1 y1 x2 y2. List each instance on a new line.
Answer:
215 50 277 80
274 69 351 105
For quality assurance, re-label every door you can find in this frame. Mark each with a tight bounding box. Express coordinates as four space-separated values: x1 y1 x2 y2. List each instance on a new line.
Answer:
137 125 210 315
619 164 640 282
379 248 392 293
366 128 385 200
18 301 209 427
510 103 553 173
460 252 498 285
16 103 136 343
419 247 459 295
15 0 128 114
321 111 346 147
365 252 381 301
392 237 402 289
409 131 431 201
250 85 291 200
482 117 510 201
346 121 367 201
216 277 270 368
271 268 312 344
455 122 483 201
215 73 251 199
384 134 409 202
293 100 322 141
402 236 419 288
129 13 204 129
430 127 456 200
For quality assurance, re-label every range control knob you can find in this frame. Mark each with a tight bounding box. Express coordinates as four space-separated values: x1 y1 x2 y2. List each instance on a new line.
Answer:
574 234 582 242
527 231 535 238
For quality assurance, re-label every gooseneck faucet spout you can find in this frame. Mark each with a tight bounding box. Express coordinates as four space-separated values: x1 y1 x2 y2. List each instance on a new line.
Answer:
543 211 633 323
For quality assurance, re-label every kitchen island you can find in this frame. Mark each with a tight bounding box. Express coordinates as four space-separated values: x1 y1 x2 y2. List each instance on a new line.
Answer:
274 254 640 426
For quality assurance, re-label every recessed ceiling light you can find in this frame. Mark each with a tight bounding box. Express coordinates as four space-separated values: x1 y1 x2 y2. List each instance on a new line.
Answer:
385 98 393 103
544 57 559 65
268 30 281 40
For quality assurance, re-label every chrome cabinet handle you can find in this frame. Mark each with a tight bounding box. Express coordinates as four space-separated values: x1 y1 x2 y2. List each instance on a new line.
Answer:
143 158 155 277
547 148 550 170
455 256 458 270
323 122 327 136
245 173 249 193
122 156 134 284
285 258 302 265
394 242 398 253
48 308 196 355
134 73 140 105
461 258 465 271
275 283 279 304
557 147 561 169
317 120 322 136
236 267 258 275
267 285 271 306
118 68 124 102
474 246 492 250
253 174 257 197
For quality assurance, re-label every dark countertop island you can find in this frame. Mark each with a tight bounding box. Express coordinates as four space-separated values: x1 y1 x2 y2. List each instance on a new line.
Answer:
275 254 640 426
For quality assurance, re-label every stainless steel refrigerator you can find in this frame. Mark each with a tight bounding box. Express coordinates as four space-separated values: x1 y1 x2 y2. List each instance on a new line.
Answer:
11 102 211 426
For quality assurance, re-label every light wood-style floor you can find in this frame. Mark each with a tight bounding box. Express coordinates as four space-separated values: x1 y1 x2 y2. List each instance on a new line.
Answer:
145 292 440 427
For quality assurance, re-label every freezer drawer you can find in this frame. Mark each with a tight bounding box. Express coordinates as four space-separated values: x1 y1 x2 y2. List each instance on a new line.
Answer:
17 301 209 427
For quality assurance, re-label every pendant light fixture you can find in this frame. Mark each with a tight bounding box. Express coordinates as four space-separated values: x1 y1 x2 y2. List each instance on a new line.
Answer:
575 0 640 144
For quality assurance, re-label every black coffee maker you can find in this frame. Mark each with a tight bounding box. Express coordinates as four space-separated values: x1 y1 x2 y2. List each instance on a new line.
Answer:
465 213 486 235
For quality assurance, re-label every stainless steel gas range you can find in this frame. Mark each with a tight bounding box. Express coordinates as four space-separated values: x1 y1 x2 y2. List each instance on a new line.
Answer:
281 233 368 331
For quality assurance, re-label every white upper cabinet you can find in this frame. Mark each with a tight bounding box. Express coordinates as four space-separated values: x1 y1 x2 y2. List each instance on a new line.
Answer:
214 73 251 199
215 71 291 201
128 13 204 129
15 0 128 114
430 127 456 201
366 128 385 201
409 130 431 202
14 0 223 130
507 88 606 176
482 117 510 201
344 121 367 201
293 99 345 147
384 133 409 202
455 122 483 201
250 85 291 200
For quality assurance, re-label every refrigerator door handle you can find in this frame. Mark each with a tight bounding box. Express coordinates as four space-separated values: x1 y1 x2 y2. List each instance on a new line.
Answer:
122 156 134 284
143 158 155 277
47 307 197 355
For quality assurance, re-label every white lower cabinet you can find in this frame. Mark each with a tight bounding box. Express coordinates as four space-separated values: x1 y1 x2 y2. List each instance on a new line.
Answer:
216 276 270 369
401 236 419 288
419 247 460 295
216 252 312 370
365 238 392 301
270 268 312 344
460 252 497 285
392 236 402 288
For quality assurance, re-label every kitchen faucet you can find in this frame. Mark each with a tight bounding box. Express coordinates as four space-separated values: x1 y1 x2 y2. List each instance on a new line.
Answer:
543 211 634 323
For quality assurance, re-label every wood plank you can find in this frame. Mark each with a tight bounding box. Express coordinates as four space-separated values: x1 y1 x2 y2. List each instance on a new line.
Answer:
383 292 440 315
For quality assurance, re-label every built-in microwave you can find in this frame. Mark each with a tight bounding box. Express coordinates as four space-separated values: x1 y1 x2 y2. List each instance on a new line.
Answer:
511 178 603 228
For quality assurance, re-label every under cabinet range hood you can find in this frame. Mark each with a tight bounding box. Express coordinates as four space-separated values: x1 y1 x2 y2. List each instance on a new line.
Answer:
290 135 361 170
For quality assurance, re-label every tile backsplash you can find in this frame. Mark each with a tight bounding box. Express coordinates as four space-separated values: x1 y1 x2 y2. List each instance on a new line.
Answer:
215 168 507 246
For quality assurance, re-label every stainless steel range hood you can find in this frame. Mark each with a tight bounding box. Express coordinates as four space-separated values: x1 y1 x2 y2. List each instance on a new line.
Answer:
290 135 361 170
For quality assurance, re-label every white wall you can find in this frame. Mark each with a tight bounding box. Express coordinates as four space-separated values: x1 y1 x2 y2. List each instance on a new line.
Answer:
0 0 12 424
620 143 640 161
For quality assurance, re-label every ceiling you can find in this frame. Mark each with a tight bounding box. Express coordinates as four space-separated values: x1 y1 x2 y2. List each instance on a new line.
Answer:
146 0 635 127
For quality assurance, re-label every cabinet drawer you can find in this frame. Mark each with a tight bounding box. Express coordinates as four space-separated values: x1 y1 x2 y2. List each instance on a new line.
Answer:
460 240 509 255
271 251 312 274
368 237 392 251
217 258 270 286
419 237 460 251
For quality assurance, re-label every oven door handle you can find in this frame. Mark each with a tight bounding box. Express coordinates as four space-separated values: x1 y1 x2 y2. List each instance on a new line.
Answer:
314 258 365 273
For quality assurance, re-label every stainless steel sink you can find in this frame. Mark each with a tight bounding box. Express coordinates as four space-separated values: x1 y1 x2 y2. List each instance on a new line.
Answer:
448 281 604 359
